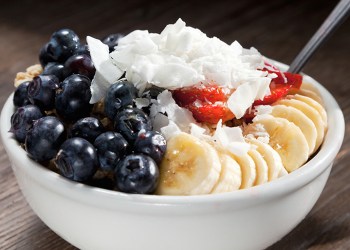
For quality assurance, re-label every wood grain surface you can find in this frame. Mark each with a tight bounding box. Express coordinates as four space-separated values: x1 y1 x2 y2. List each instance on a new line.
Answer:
0 0 349 249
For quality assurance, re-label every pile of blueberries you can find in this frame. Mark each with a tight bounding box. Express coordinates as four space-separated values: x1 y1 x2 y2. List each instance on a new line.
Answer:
10 29 166 194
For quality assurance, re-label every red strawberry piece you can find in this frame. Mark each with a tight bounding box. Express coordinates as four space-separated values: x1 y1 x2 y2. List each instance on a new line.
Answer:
186 103 235 124
284 72 303 89
172 84 234 124
263 61 302 87
253 63 303 106
172 84 227 106
253 83 292 106
243 64 303 122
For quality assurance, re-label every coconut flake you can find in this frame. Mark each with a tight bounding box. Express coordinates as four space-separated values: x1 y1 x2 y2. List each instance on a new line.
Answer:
230 41 243 55
254 105 273 116
87 19 277 141
107 18 273 96
212 120 250 155
226 143 251 156
152 113 169 132
148 90 197 139
87 36 124 103
90 71 109 104
155 90 196 131
244 122 270 144
227 78 270 119
160 120 181 140
190 123 211 140
134 98 150 109
253 113 274 122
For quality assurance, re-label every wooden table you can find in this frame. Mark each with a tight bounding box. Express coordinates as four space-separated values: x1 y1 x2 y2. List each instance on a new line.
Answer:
1 0 349 249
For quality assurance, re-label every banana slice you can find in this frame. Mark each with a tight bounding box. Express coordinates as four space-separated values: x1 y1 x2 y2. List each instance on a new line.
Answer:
229 152 256 189
245 137 283 180
289 88 323 105
271 105 317 155
156 133 221 195
276 98 325 151
300 82 322 98
248 149 268 185
290 94 327 126
252 116 309 172
211 153 241 193
278 167 288 177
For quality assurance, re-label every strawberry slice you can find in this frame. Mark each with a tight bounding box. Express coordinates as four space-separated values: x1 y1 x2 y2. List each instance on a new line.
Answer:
253 83 292 106
172 84 227 106
244 65 303 121
172 84 234 124
254 64 303 106
187 103 235 124
172 63 302 124
284 72 303 89
263 62 302 86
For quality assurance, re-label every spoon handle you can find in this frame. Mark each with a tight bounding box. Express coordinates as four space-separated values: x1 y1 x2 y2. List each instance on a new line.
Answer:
288 0 350 73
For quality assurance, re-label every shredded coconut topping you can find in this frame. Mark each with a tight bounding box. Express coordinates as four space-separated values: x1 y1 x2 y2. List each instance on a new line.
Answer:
212 120 250 155
87 18 277 146
244 122 270 144
254 105 273 116
87 18 274 119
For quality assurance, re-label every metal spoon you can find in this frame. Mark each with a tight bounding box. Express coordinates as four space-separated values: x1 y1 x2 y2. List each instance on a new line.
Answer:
288 0 350 73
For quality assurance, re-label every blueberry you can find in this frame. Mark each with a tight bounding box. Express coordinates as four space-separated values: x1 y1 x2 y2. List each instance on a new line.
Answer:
94 131 128 171
69 117 105 143
104 80 138 120
28 75 59 111
102 33 124 52
25 116 66 162
55 137 98 182
114 108 152 143
42 62 70 82
48 29 80 62
13 81 31 107
65 54 95 79
10 105 44 143
134 131 166 164
76 44 90 56
55 74 92 121
115 154 159 194
39 43 55 67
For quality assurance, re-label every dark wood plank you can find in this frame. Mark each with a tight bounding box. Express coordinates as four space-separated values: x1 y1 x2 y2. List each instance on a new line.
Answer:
0 0 349 249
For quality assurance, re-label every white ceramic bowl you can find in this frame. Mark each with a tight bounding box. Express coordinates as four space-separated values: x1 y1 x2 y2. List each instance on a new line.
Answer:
0 69 345 250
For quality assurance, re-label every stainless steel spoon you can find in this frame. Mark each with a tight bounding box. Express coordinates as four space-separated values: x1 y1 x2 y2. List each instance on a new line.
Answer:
288 0 350 73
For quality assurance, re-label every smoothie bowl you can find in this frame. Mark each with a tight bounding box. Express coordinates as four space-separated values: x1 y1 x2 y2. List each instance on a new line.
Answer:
0 19 345 250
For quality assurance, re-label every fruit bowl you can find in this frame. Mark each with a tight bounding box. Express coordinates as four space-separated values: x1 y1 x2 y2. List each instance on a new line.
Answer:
0 64 345 250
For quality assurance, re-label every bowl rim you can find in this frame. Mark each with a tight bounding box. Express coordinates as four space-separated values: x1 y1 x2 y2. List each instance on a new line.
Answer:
0 61 345 210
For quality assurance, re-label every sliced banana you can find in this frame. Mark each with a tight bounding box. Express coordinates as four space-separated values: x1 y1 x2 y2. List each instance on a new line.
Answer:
278 167 288 177
276 98 325 151
300 82 322 97
211 153 241 193
246 137 283 180
248 148 268 185
289 88 324 105
290 94 327 126
228 152 256 189
252 116 309 172
156 133 221 195
271 105 317 155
